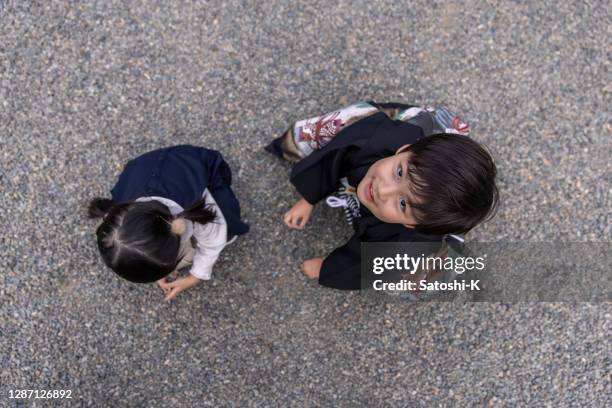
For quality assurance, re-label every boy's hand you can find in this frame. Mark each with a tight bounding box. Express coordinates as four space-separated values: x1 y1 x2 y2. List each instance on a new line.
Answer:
163 275 201 303
283 198 313 229
302 258 323 279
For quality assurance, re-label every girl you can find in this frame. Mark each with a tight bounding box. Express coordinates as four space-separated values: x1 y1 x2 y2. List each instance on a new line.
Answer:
88 145 249 302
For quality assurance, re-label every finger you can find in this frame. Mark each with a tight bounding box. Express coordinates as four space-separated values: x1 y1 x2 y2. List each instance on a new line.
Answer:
289 215 297 227
165 288 180 302
286 216 297 229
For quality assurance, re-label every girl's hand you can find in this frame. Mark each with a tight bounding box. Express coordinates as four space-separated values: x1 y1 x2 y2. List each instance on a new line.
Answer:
164 275 201 302
157 277 171 294
283 198 313 230
157 271 179 295
302 258 323 279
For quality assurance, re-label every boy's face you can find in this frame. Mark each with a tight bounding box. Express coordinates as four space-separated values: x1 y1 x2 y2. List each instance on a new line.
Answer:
356 145 422 227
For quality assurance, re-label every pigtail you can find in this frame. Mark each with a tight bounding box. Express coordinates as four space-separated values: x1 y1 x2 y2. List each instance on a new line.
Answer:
88 197 114 219
178 197 216 225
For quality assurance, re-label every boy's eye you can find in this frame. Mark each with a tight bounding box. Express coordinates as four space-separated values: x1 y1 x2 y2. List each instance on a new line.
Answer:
399 198 407 211
397 166 403 178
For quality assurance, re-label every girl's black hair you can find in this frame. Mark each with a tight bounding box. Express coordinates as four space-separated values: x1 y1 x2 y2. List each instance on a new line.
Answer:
405 134 499 236
88 197 216 283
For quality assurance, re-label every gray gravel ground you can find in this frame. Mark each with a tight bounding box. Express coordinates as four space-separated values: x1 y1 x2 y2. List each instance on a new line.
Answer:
1 0 610 406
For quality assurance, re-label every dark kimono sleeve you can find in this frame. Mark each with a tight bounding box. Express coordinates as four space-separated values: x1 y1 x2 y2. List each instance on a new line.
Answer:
288 146 354 205
288 112 389 205
318 235 363 290
318 222 441 291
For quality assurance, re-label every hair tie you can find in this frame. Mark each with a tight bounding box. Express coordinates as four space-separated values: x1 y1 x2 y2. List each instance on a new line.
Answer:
170 218 186 235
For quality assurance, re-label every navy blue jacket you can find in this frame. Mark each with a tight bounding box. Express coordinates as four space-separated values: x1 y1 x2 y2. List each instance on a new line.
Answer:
111 145 249 237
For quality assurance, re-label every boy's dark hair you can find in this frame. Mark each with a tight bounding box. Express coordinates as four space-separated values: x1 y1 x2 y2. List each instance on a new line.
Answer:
406 134 499 236
87 197 216 283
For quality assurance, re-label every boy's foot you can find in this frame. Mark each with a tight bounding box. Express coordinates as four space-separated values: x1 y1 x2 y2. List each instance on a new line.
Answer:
302 258 323 279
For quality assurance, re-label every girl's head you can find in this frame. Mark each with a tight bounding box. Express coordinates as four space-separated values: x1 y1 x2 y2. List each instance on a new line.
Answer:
88 197 215 283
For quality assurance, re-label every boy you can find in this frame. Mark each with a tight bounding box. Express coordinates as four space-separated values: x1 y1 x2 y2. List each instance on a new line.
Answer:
267 101 498 290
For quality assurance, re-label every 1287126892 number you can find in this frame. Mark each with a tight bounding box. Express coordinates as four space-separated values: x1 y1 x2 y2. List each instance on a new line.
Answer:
8 390 72 399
